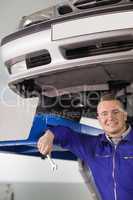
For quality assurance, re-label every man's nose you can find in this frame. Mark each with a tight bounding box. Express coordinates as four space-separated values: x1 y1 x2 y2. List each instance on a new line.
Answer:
107 112 114 119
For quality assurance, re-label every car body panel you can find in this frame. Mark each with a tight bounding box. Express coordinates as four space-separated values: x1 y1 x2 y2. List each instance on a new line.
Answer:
1 1 133 96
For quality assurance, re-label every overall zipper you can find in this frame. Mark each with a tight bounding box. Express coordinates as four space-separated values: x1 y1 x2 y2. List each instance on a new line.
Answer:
112 145 117 200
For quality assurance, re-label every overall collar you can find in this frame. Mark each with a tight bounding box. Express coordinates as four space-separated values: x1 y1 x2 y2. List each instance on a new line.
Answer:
99 125 133 144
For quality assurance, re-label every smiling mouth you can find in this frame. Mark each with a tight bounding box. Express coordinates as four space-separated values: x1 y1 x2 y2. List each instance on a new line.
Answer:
106 122 119 128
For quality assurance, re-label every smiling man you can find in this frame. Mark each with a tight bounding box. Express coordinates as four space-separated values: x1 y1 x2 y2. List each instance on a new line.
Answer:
97 95 128 139
37 94 133 200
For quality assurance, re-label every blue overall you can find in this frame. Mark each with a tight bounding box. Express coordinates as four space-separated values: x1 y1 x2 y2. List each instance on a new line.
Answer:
49 125 133 200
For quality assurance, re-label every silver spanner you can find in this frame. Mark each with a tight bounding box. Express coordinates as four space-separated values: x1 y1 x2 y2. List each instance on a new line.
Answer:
46 154 58 172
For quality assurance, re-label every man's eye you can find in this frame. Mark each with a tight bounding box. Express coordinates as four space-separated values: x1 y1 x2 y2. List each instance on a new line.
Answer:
113 111 119 114
99 109 121 117
112 110 121 115
100 112 108 116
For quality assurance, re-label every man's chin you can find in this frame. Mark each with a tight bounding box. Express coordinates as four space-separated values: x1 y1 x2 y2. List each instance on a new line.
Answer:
105 128 120 137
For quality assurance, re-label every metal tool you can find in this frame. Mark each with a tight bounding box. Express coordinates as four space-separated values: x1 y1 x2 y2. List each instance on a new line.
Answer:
46 154 58 172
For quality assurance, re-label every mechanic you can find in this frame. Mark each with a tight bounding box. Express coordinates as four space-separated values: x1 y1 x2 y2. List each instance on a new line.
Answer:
37 93 133 200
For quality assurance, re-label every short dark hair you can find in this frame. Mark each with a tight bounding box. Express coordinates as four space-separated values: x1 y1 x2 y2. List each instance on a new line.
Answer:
100 93 117 101
99 93 124 110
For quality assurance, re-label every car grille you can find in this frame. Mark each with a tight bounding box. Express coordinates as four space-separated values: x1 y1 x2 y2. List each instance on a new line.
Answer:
26 49 51 69
57 5 73 15
63 39 133 59
73 0 123 9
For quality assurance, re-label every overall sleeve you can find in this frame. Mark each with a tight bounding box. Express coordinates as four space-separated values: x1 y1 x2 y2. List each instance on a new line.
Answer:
48 125 97 161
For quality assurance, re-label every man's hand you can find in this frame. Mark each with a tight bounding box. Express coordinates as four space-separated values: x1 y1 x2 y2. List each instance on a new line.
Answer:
37 130 55 155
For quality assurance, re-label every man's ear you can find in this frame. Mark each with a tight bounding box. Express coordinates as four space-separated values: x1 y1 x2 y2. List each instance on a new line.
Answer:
97 115 100 122
124 111 128 121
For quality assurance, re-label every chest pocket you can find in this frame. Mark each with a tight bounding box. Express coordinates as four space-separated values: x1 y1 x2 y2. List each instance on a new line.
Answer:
120 153 133 173
120 149 133 159
95 153 112 158
119 152 133 189
119 146 133 169
121 155 133 159
94 153 112 170
94 141 113 167
120 153 133 168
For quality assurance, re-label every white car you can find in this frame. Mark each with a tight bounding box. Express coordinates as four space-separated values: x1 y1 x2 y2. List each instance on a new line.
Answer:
1 1 133 192
1 0 133 99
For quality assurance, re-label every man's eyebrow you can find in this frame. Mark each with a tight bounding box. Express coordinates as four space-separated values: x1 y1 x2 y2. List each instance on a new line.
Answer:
117 107 125 112
97 108 125 114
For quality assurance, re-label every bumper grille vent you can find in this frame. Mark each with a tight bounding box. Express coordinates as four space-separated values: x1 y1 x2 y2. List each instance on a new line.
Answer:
58 5 73 15
64 40 133 59
74 0 121 9
26 49 51 69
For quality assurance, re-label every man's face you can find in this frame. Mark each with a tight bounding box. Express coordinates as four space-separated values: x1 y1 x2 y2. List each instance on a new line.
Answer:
97 100 127 137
